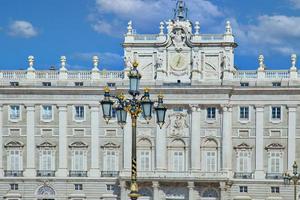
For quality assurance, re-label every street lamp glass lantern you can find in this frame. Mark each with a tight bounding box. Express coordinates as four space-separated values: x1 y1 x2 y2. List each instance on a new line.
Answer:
128 62 141 96
115 105 127 128
141 89 154 121
155 95 167 129
293 162 298 175
100 88 114 123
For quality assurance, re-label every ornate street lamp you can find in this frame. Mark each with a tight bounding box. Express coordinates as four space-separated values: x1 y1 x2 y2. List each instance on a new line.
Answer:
283 161 300 200
100 61 167 200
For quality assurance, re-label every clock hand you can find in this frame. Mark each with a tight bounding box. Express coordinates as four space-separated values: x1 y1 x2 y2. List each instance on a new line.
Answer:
176 56 181 66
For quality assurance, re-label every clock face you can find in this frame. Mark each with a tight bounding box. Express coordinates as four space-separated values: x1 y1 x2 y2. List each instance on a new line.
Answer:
170 53 187 71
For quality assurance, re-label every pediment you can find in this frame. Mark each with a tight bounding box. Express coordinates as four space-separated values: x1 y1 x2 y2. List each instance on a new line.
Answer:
37 142 56 148
5 141 24 148
234 143 252 150
101 142 120 149
265 143 284 150
69 141 88 148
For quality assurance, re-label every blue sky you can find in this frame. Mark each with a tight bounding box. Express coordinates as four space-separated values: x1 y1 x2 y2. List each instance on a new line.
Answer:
0 0 299 70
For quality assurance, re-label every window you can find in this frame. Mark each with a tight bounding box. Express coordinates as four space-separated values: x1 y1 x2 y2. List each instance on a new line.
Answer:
42 82 51 87
172 151 184 171
237 151 250 172
207 107 216 119
72 150 86 171
239 186 248 193
271 106 281 120
240 82 249 87
272 82 281 87
107 82 116 87
138 151 151 171
41 105 52 121
9 105 20 120
271 186 280 193
74 106 85 120
104 150 118 171
239 107 249 120
8 150 22 170
269 152 282 173
10 82 19 86
74 184 83 191
75 82 83 86
39 150 54 170
10 183 18 190
206 151 217 172
106 184 115 192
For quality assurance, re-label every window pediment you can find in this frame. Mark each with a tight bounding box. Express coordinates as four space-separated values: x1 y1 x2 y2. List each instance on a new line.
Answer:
4 141 24 148
37 141 56 148
234 143 252 150
101 142 120 149
265 143 284 150
69 141 88 148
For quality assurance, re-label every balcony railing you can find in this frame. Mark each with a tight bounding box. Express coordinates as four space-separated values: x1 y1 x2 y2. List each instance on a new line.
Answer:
266 173 283 179
69 170 88 177
4 170 23 177
36 170 55 177
101 171 119 177
234 172 253 179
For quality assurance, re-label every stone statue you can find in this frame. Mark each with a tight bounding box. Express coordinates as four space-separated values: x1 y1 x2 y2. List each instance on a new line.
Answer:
124 56 133 69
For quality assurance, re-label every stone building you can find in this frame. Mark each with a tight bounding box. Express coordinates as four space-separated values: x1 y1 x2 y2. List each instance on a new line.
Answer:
0 1 299 200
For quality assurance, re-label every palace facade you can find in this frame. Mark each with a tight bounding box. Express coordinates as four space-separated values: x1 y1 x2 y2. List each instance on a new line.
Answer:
0 1 300 200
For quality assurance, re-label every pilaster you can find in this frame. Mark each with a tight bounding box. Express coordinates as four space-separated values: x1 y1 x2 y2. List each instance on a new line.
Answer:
190 105 201 171
24 105 36 177
156 123 167 170
57 105 68 177
120 181 127 200
288 105 297 171
255 105 265 179
187 181 194 200
89 105 100 177
221 105 232 175
152 181 160 200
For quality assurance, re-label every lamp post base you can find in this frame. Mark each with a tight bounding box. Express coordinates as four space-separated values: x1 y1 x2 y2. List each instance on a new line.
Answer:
128 182 140 200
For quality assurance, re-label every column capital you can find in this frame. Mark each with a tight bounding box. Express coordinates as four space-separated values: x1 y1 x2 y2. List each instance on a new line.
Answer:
189 104 198 112
221 104 232 112
287 104 298 111
187 181 194 188
120 180 127 188
152 181 159 188
25 105 35 111
57 105 68 111
90 105 100 111
254 104 264 109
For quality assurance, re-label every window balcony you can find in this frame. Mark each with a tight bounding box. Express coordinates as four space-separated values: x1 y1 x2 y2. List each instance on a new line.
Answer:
69 170 87 177
266 173 283 179
4 170 23 177
234 172 253 179
36 170 55 177
101 171 119 177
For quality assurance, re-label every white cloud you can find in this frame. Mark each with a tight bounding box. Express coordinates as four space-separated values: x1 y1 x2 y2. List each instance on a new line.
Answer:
90 0 223 36
8 20 38 38
233 15 300 56
290 0 300 9
72 52 123 69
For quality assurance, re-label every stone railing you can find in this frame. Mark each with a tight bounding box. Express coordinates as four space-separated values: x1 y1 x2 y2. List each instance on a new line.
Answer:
133 34 160 41
200 34 224 41
0 70 124 81
119 171 228 180
233 70 294 80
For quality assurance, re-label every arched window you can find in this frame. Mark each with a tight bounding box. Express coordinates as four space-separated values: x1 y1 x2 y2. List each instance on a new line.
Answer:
202 188 219 198
201 139 218 172
137 138 152 171
168 139 186 171
36 185 56 196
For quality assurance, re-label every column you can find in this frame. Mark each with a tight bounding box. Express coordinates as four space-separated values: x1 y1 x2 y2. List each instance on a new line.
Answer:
156 125 167 170
219 182 229 200
0 105 3 176
89 105 100 177
255 105 265 179
288 105 297 171
123 114 132 170
24 105 35 177
57 105 68 177
190 105 201 171
153 181 160 200
120 180 127 200
222 106 232 174
187 182 194 200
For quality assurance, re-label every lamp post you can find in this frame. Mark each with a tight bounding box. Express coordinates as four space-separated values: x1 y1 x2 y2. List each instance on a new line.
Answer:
100 62 167 200
283 161 300 200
